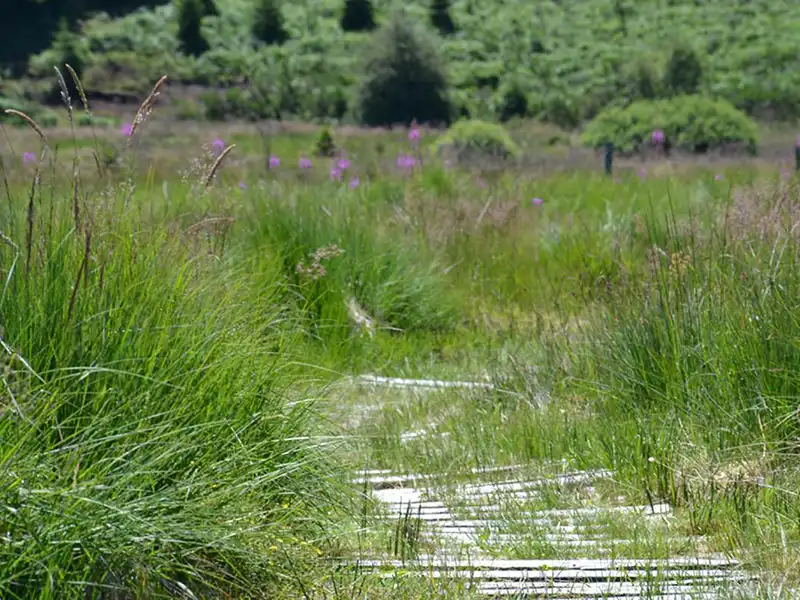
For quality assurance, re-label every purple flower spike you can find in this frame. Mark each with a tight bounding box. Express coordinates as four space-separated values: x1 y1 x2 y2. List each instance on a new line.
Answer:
532 197 544 206
238 181 247 190
349 177 360 189
652 129 665 145
212 138 225 154
299 157 312 169
409 127 421 143
22 152 36 164
330 167 342 182
269 155 280 169
337 158 351 170
121 123 133 137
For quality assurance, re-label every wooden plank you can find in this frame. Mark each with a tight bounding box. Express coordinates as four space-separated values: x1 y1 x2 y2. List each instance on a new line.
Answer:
353 557 740 570
354 374 495 390
476 579 743 597
376 568 740 581
455 470 614 498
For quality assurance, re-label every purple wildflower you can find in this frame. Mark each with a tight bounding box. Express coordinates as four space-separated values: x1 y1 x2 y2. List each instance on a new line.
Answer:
408 127 421 143
211 138 225 157
121 123 133 137
349 177 360 189
397 154 416 170
330 167 342 182
652 129 665 145
269 155 280 169
299 157 312 169
337 158 351 171
22 152 36 164
532 197 544 206
238 181 247 190
714 173 723 181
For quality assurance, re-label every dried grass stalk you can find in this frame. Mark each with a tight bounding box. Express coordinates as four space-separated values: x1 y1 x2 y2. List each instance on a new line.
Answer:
203 145 236 188
65 64 91 114
54 66 74 124
130 75 168 139
4 110 49 147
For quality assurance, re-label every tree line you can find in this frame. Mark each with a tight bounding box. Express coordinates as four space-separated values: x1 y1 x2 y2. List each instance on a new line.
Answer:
1 0 162 74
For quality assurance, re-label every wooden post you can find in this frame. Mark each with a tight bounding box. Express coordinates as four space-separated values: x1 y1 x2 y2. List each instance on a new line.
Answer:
604 142 613 175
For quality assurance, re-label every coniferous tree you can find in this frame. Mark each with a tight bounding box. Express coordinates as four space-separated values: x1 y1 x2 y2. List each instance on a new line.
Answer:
200 0 218 16
341 0 376 32
430 0 456 35
252 0 288 45
357 11 452 126
177 0 209 56
664 45 703 95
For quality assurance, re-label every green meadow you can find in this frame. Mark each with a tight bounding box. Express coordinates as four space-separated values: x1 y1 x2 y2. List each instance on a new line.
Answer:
0 86 799 598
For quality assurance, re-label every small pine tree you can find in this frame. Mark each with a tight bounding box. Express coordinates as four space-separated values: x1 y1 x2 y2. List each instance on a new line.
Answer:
314 126 336 157
177 0 210 56
664 45 702 96
200 0 219 16
357 11 452 126
252 0 288 45
341 0 376 32
430 0 456 35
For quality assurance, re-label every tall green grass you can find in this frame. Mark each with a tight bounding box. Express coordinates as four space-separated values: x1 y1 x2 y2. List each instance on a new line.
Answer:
537 177 800 570
0 140 341 598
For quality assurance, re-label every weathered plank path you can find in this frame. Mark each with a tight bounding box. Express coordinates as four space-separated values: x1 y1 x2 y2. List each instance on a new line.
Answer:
345 375 760 599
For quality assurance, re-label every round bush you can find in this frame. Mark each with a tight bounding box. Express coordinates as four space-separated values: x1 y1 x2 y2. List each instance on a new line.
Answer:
581 96 758 154
433 119 521 162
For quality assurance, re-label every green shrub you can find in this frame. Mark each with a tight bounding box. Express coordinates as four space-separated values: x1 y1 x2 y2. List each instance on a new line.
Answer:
177 0 210 56
0 97 57 128
622 59 660 101
357 11 452 127
173 97 205 120
536 94 580 129
76 114 115 127
200 88 271 121
496 77 529 122
252 0 289 46
433 119 521 162
581 96 758 154
341 0 376 32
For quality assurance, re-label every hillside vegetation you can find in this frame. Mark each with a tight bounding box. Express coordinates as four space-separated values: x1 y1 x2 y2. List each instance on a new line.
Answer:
6 0 800 126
